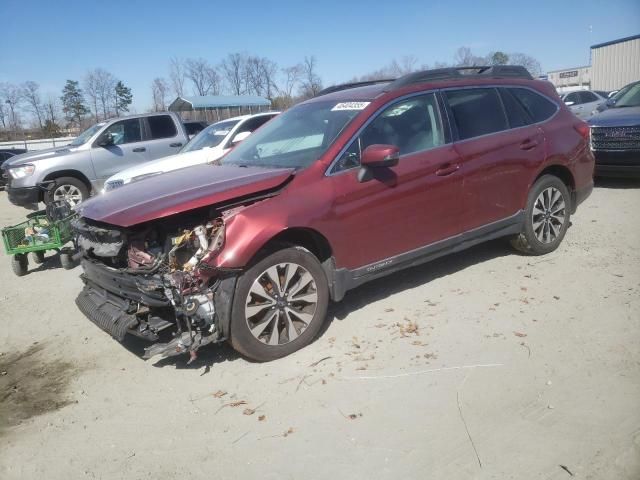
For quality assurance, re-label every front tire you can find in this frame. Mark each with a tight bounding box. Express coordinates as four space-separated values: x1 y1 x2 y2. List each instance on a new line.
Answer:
229 246 329 362
511 174 571 255
45 177 89 206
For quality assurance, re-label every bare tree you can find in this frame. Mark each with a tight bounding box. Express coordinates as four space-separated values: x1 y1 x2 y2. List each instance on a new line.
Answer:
300 56 322 98
93 68 117 119
169 57 186 97
185 58 219 96
44 94 60 124
0 102 6 129
281 64 303 98
221 53 247 95
21 81 44 129
0 83 23 130
507 52 542 76
453 47 485 67
151 77 170 111
84 70 101 121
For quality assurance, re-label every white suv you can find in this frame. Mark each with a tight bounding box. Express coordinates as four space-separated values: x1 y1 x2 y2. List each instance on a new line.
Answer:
102 112 279 192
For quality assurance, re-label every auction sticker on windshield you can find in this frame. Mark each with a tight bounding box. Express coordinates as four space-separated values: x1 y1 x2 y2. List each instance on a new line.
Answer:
331 102 370 111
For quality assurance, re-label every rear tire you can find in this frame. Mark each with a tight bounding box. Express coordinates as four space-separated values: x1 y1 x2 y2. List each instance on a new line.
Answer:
229 246 329 362
31 251 45 264
45 177 89 206
11 254 28 276
510 174 571 255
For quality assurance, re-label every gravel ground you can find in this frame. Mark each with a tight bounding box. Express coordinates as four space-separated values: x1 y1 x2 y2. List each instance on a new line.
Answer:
0 180 639 480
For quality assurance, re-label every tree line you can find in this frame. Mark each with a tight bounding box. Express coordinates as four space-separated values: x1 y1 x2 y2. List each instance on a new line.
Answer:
1 46 542 141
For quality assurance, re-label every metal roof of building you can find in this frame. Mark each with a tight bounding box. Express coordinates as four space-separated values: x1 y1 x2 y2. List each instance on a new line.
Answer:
168 95 271 111
591 34 640 50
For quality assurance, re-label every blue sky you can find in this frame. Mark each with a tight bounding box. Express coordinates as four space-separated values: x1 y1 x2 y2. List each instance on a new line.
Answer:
1 0 639 112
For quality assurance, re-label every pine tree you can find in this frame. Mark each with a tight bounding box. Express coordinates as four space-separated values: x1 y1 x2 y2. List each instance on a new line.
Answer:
60 80 88 127
114 81 132 117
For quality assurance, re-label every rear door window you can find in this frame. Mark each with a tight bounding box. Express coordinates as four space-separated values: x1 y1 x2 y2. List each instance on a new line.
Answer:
445 88 508 140
147 115 177 139
579 91 598 103
510 88 558 123
499 89 532 128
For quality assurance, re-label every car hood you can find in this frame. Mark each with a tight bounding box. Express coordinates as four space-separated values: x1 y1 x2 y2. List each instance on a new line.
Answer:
588 106 640 127
77 164 294 227
110 147 223 183
1 145 79 169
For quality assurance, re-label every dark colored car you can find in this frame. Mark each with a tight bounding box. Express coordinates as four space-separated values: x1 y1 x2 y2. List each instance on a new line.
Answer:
0 148 27 188
588 80 640 177
72 65 594 362
183 120 208 138
595 82 635 114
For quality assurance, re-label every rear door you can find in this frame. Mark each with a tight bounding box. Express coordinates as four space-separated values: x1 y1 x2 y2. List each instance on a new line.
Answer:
143 114 185 160
444 87 545 231
90 117 149 181
326 92 463 270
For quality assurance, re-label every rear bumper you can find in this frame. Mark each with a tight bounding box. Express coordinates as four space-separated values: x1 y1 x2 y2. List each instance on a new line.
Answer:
7 185 40 207
573 180 593 212
593 150 640 177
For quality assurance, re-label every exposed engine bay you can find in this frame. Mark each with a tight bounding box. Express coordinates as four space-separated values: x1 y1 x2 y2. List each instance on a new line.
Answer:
73 204 241 363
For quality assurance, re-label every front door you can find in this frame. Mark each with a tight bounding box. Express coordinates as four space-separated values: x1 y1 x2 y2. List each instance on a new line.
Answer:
326 92 463 271
90 118 149 183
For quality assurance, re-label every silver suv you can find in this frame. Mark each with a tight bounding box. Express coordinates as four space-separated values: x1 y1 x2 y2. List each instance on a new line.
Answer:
2 112 189 208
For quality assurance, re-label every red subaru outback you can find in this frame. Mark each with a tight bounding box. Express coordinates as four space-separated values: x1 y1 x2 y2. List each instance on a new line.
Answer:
73 66 594 362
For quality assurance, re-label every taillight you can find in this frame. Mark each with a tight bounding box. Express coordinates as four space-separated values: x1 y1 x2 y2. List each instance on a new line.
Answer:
574 122 590 140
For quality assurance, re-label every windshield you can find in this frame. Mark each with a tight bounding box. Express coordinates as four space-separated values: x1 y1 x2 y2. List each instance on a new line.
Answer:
69 123 105 146
613 83 640 108
181 120 240 153
221 100 366 169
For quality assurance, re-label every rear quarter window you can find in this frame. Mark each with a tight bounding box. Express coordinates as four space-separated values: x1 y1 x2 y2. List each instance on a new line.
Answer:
148 115 177 139
510 88 558 123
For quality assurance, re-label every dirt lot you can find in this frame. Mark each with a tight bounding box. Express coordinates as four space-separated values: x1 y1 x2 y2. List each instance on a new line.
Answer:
0 181 639 480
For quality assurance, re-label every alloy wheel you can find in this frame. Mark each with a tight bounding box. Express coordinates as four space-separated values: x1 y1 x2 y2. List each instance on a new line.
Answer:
244 262 318 346
532 187 566 244
53 184 83 205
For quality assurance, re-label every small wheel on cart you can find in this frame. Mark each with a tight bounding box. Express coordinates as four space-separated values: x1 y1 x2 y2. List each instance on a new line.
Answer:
11 254 28 277
31 251 46 264
60 248 76 270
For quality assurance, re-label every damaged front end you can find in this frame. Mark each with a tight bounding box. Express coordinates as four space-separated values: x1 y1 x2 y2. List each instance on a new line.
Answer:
73 209 237 363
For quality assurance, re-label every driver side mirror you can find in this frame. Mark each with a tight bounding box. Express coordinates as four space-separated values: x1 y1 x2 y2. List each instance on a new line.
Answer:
361 144 400 168
97 132 114 147
357 144 400 183
564 101 575 106
231 131 251 145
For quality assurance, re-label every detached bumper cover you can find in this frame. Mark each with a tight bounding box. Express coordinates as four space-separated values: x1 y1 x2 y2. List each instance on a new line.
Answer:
76 285 138 341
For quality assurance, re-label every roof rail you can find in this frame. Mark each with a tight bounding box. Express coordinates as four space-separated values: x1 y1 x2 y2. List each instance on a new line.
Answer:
314 79 395 97
386 65 533 90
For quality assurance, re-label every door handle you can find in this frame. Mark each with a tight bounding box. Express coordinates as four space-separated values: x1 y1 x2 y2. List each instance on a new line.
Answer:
435 163 460 176
170 142 183 148
519 139 538 151
133 147 146 152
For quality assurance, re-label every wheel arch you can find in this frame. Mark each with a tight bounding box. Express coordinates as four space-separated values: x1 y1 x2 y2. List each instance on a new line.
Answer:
533 164 577 212
41 170 93 201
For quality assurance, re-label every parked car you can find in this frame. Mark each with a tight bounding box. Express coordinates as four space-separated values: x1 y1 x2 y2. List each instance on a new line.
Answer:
588 80 640 177
594 81 637 114
183 120 208 139
102 112 279 192
0 148 27 188
72 65 594 362
561 90 608 119
1 112 189 208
